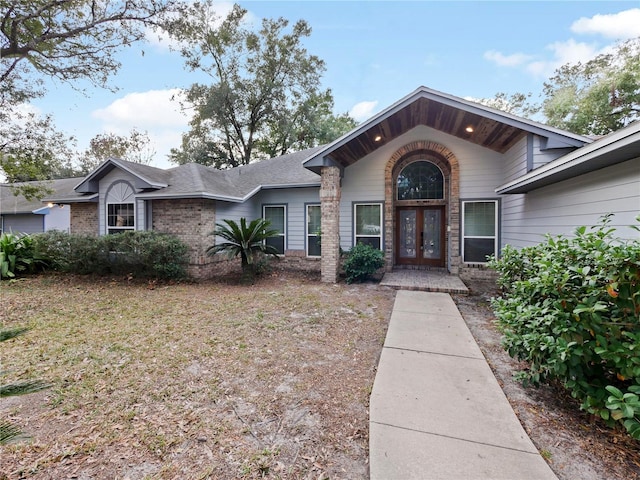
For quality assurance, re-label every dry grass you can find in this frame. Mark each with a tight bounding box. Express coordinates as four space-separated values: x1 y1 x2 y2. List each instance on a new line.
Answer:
0 272 396 479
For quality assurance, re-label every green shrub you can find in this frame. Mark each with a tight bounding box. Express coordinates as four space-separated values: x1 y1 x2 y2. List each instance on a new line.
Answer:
33 230 189 280
489 215 640 438
0 232 46 279
343 242 385 284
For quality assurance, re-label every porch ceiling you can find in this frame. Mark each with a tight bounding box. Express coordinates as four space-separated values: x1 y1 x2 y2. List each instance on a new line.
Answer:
328 97 527 167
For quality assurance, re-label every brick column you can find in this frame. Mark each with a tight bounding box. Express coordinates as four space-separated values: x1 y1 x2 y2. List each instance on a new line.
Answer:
320 166 341 283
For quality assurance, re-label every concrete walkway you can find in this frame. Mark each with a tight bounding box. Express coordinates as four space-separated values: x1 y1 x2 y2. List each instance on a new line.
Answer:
369 290 558 480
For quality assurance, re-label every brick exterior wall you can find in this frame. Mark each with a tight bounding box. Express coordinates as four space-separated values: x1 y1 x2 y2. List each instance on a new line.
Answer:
384 141 461 274
70 203 98 235
459 264 499 282
282 249 321 272
320 166 341 283
151 199 216 279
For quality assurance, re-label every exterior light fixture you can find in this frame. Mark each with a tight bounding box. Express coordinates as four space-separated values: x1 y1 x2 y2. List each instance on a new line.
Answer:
374 135 383 142
465 126 474 133
47 202 55 208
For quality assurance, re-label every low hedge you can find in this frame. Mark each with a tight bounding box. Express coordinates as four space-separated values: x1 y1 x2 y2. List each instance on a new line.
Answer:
489 215 640 438
33 230 189 280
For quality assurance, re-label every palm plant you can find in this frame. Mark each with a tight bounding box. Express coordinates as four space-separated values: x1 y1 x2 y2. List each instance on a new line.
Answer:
207 218 281 284
1 327 49 444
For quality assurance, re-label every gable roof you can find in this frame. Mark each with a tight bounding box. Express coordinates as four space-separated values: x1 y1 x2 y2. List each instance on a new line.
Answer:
74 158 170 193
496 120 640 194
45 147 323 204
136 147 322 202
303 86 592 174
1 177 86 214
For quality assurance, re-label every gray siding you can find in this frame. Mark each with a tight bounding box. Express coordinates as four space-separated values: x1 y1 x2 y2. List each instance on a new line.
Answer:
502 137 528 183
531 135 570 170
215 188 320 252
500 137 528 247
255 187 320 251
501 157 640 248
216 200 258 226
340 139 387 250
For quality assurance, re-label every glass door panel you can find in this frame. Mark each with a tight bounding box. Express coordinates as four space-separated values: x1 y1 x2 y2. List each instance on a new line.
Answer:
398 210 417 258
423 209 441 260
395 206 445 267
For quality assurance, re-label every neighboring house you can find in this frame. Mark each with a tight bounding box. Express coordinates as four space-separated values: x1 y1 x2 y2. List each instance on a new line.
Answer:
0 178 78 234
43 86 640 281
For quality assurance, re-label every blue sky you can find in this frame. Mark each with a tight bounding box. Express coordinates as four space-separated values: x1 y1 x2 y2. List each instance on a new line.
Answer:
30 1 640 170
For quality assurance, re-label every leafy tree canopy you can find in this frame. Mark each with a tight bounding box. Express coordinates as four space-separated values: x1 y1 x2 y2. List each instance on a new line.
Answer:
164 1 356 169
0 110 76 199
487 38 640 136
77 129 156 175
541 38 640 135
1 0 175 105
0 0 175 194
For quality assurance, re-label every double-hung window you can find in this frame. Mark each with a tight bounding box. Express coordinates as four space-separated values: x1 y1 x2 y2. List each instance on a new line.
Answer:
461 200 498 263
306 204 321 257
263 205 286 254
354 203 383 249
106 181 135 234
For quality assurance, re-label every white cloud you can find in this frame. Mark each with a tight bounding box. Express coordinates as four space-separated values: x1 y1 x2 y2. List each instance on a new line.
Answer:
349 100 379 122
484 39 602 78
526 38 603 77
92 89 189 129
571 8 640 40
92 89 191 168
483 50 533 67
484 8 638 80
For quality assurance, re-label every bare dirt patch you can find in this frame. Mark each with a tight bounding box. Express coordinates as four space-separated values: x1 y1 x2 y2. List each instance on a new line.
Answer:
1 272 395 479
2 273 639 480
453 281 640 480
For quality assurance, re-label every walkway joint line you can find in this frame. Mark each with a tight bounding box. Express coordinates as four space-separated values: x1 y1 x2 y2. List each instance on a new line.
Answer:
383 345 483 361
371 421 541 456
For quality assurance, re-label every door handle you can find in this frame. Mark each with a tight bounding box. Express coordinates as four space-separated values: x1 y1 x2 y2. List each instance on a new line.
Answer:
420 231 424 250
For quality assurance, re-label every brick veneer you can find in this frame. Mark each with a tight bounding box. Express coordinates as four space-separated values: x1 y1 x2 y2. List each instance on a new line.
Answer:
320 166 341 283
151 198 216 278
384 141 461 273
459 264 499 282
70 203 99 235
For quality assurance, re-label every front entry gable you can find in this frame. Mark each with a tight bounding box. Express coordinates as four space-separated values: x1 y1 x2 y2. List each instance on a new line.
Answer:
303 85 592 174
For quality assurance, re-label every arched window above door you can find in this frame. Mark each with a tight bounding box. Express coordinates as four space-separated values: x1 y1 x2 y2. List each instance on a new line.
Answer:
397 161 444 200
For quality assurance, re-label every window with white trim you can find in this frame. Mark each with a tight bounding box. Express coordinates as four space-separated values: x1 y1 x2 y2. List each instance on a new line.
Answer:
263 205 286 254
462 200 498 263
354 203 383 249
106 181 135 234
306 204 321 257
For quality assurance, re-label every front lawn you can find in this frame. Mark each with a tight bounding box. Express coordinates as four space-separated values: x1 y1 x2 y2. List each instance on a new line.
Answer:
1 273 395 479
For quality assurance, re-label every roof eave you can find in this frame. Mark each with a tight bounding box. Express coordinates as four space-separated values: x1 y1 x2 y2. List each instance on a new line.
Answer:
135 182 320 203
496 121 640 194
43 193 99 203
135 192 245 203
